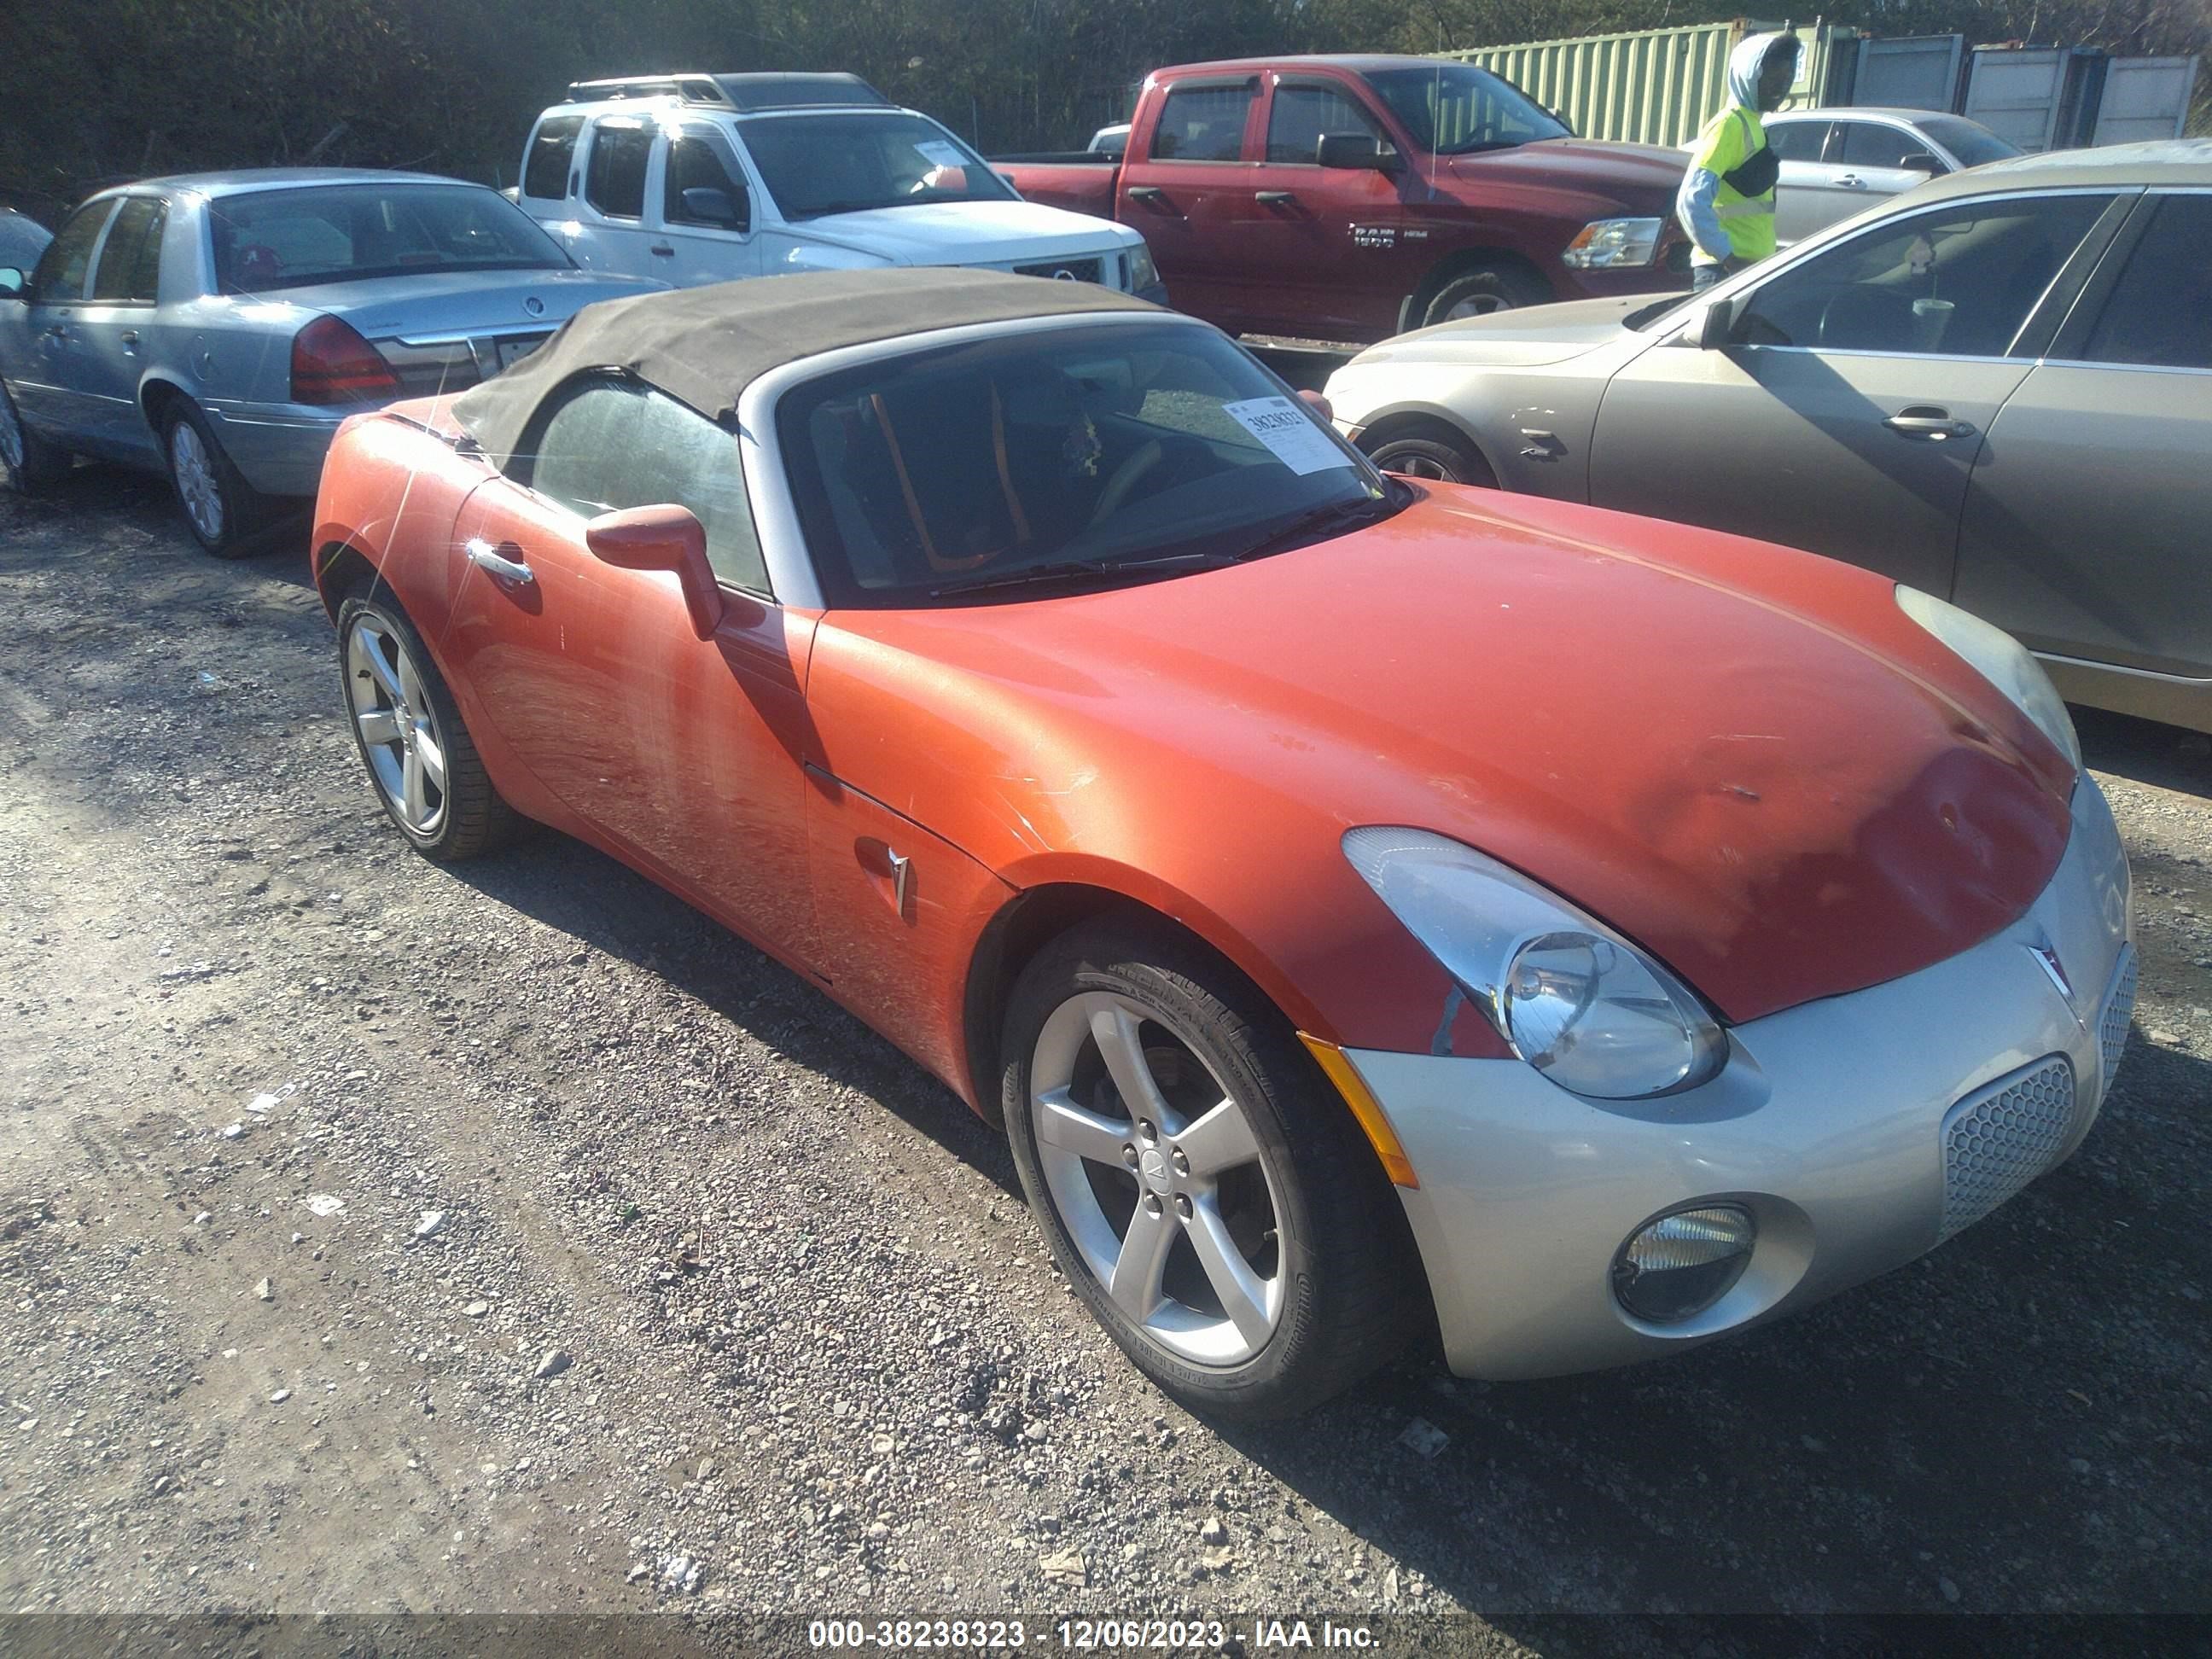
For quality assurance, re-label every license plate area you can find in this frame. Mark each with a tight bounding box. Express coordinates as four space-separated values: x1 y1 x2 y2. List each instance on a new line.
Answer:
496 334 547 370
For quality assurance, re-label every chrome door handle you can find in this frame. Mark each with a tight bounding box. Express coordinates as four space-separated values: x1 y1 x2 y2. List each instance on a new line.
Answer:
887 848 911 915
1837 172 1865 187
119 330 140 352
1883 409 1974 440
464 537 536 586
1126 185 1166 202
1254 190 1295 205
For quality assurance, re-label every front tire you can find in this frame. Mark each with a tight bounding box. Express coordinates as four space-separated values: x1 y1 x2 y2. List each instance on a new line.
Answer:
165 402 268 556
1365 428 1495 487
1419 264 1548 329
0 380 72 494
1002 917 1424 1419
336 589 519 861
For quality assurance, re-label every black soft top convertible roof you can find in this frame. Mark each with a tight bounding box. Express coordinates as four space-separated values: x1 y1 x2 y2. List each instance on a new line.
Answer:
450 269 1161 469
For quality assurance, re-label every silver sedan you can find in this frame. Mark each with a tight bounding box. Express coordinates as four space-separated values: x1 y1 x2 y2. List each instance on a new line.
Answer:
1326 141 2212 734
0 169 657 554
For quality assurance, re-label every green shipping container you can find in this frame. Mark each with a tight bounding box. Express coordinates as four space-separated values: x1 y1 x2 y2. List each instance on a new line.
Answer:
1441 19 1858 149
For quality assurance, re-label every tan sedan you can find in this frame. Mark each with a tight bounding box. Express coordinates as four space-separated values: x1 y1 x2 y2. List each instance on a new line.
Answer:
1325 141 2212 733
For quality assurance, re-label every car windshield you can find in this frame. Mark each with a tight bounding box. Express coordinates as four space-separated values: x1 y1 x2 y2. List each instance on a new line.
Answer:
779 321 1397 607
1367 64 1571 154
207 183 569 293
1919 116 2022 169
738 113 1019 218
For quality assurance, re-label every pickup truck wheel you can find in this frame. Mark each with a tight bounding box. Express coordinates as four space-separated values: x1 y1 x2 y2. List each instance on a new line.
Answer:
0 381 72 494
1420 265 1547 328
1366 430 1495 488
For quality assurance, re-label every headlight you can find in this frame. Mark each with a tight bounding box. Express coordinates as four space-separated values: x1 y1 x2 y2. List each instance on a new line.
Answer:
1895 585 2080 771
1561 216 1663 270
1342 828 1725 1098
1126 241 1161 293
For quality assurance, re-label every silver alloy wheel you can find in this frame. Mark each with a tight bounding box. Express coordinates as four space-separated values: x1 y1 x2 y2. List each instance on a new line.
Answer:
1443 292 1514 320
345 614 450 836
1030 990 1284 1365
0 392 22 470
1377 448 1454 480
169 421 224 542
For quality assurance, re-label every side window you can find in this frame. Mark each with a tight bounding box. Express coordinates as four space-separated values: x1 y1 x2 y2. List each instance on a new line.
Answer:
665 127 751 231
527 381 769 592
1735 193 2110 358
584 119 653 219
1150 81 1257 162
1765 120 1829 163
90 197 167 303
524 116 585 202
29 201 114 302
1266 82 1383 164
2081 196 2212 372
1837 122 1937 172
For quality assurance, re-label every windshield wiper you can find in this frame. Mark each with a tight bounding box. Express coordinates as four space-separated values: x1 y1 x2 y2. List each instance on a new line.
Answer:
1214 493 1400 566
928 550 1230 600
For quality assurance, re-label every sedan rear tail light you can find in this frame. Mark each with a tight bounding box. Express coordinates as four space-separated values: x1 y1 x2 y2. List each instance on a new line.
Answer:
291 315 399 405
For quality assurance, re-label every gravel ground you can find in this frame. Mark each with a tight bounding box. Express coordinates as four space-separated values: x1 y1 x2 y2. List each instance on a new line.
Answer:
3 469 2209 1647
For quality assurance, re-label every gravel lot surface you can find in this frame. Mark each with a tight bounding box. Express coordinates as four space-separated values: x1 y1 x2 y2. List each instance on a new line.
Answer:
3 471 2209 1649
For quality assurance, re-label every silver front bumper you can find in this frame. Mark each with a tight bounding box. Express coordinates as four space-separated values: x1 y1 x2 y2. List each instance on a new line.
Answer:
1351 775 2133 1381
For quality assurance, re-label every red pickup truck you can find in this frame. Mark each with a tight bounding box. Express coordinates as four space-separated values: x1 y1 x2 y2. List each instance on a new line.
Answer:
996 55 1695 343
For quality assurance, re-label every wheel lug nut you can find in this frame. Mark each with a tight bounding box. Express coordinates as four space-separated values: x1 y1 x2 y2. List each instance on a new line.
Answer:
1121 1144 1138 1167
1171 1150 1189 1175
1173 1194 1192 1220
1143 1194 1163 1217
1138 1120 1157 1144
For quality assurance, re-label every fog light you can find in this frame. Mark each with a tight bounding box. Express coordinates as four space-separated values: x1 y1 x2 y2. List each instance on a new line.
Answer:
1614 1204 1755 1323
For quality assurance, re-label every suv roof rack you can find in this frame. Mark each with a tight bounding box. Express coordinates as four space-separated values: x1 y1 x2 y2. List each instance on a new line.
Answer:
562 72 891 112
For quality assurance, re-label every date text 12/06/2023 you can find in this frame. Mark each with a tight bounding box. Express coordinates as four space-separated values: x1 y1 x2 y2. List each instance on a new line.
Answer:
806 1618 1381 1650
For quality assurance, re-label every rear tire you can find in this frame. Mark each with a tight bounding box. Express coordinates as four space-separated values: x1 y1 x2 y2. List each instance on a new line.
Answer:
165 401 269 557
1365 428 1495 488
1001 917 1425 1419
1419 264 1548 329
336 588 521 861
0 380 72 494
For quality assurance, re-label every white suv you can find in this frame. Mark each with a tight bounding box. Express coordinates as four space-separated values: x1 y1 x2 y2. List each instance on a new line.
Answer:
516 73 1162 300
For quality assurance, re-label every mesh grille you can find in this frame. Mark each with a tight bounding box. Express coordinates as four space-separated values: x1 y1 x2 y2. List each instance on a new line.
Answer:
1939 1057 2076 1243
2098 944 2138 1088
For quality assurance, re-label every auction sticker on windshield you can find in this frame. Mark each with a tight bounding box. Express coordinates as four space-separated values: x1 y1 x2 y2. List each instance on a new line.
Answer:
1222 397 1351 476
916 140 972 171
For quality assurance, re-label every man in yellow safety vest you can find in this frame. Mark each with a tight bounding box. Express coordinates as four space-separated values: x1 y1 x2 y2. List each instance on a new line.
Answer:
1677 32 1803 291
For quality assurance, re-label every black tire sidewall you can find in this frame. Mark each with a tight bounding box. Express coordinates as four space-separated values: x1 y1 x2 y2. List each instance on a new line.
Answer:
1368 434 1490 487
335 591 480 859
164 403 259 556
1 380 67 493
1002 920 1418 1419
1421 266 1545 329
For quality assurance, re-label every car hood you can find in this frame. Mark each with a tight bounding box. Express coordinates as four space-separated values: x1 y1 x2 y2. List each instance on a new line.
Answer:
267 267 662 341
817 486 2074 1029
791 199 1137 266
1345 292 1662 368
1441 138 1688 202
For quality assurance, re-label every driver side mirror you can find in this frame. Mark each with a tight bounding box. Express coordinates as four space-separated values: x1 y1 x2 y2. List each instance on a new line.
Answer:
680 186 748 230
1316 133 1397 172
1901 153 1942 176
585 504 725 640
1686 296 1737 350
0 268 24 300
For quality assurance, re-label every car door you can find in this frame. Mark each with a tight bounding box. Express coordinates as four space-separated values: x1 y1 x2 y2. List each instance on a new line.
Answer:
9 199 115 440
1589 189 2124 596
1233 74 1416 341
1763 118 1834 245
1116 76 1264 331
71 194 167 461
572 114 661 282
445 375 818 958
652 122 763 287
1953 191 2211 684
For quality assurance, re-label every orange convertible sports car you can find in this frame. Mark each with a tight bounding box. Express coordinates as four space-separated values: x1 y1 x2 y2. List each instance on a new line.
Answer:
312 270 2133 1417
